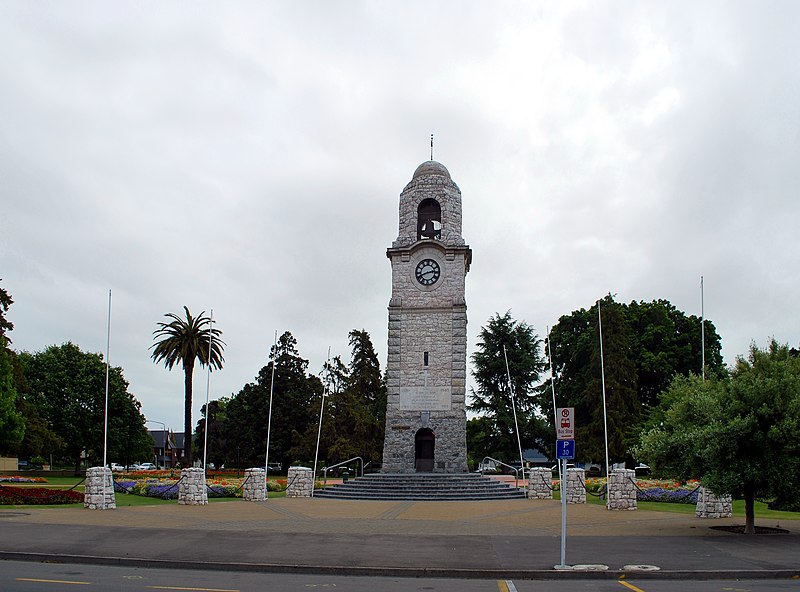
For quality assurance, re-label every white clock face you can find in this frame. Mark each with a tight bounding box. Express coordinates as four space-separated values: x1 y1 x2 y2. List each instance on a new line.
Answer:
415 259 441 286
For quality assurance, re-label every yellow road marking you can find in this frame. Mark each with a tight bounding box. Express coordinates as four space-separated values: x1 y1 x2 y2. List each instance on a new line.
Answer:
17 578 91 585
146 587 239 592
618 581 646 592
497 581 517 592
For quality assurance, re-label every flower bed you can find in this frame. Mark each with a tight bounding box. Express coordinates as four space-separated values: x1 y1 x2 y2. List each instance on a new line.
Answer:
550 477 700 503
0 476 48 483
0 484 82 505
112 476 289 499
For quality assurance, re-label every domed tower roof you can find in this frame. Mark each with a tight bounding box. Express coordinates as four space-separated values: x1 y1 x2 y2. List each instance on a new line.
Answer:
412 160 451 180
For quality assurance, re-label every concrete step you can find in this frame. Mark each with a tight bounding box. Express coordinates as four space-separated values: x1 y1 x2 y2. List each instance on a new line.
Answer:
314 473 527 501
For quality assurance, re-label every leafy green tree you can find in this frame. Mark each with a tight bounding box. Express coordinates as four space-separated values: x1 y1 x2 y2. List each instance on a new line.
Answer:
546 296 724 466
0 281 25 452
151 307 224 466
20 343 152 470
0 280 13 342
468 311 547 462
636 340 800 534
223 332 322 470
0 347 25 451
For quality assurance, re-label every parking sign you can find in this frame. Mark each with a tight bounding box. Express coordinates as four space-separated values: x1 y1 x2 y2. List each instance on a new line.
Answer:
556 407 575 440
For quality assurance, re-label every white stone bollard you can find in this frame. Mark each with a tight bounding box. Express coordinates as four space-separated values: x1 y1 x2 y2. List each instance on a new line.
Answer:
607 469 637 510
695 487 732 518
286 466 313 498
528 467 553 499
84 466 116 510
178 467 208 505
243 468 267 502
565 468 586 504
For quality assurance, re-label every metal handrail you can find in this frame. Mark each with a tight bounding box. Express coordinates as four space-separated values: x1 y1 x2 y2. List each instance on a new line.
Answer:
320 456 364 489
478 456 523 489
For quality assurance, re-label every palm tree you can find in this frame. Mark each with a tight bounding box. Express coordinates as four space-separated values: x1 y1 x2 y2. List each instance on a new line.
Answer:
151 306 224 466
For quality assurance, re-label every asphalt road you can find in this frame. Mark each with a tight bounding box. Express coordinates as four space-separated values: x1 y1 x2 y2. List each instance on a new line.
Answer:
2 561 800 592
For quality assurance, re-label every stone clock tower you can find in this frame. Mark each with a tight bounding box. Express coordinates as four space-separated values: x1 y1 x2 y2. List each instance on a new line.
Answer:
382 160 472 473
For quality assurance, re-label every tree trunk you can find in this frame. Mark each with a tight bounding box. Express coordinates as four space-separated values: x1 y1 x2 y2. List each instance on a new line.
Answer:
744 486 755 534
184 359 194 466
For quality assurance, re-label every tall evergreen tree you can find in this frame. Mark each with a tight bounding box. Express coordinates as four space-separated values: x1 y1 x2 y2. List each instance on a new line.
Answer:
223 332 322 470
468 312 547 462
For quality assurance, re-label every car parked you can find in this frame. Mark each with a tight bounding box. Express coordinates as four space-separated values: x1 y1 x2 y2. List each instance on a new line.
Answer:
138 463 157 471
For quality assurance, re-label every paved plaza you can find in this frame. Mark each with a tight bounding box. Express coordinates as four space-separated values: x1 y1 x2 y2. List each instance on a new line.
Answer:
1 497 798 579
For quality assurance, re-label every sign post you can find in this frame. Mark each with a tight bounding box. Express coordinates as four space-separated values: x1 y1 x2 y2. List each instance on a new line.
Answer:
556 408 575 569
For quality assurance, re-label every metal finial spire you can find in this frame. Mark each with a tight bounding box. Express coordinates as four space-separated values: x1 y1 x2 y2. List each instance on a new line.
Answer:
430 134 434 160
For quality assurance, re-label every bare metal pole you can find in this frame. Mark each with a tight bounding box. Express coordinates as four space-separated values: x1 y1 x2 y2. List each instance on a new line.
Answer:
202 309 213 475
598 300 610 478
503 345 527 489
264 330 278 494
103 289 111 470
546 326 561 482
312 347 331 497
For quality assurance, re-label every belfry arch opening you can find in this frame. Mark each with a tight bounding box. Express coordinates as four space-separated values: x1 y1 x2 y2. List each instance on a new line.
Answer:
415 428 435 472
417 198 442 240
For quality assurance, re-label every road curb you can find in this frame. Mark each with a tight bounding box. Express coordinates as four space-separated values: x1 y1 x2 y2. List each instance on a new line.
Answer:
2 551 799 580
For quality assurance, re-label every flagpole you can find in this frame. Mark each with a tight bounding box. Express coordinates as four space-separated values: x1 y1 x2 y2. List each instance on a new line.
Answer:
312 347 331 497
264 330 278 495
701 276 705 381
545 326 561 482
103 289 111 470
598 299 610 478
202 309 213 475
503 345 527 489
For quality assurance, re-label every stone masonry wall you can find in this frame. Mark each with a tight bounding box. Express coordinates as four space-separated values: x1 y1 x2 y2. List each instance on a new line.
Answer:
382 161 470 474
286 466 313 497
178 467 208 505
243 468 267 502
84 466 115 510
695 487 733 518
528 467 553 499
564 468 586 504
607 469 637 510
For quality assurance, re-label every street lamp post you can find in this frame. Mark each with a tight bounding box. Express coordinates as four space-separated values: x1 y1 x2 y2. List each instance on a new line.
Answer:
146 420 167 469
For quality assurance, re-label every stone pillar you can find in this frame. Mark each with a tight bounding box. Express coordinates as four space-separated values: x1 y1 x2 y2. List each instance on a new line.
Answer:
695 487 733 518
84 466 116 510
607 469 637 510
527 467 553 499
564 468 586 504
286 466 313 498
243 468 267 502
178 467 208 505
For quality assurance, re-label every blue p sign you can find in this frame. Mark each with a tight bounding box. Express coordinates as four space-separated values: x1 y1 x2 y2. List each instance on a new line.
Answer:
556 439 575 459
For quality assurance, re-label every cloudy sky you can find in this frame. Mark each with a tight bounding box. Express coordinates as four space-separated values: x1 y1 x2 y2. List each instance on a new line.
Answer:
2 1 798 432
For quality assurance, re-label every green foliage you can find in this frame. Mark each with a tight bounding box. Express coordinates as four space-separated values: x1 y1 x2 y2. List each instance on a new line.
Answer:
0 347 25 451
545 296 724 466
222 332 322 470
468 311 547 462
294 330 387 467
151 306 225 465
635 339 800 533
19 342 153 469
0 280 13 342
